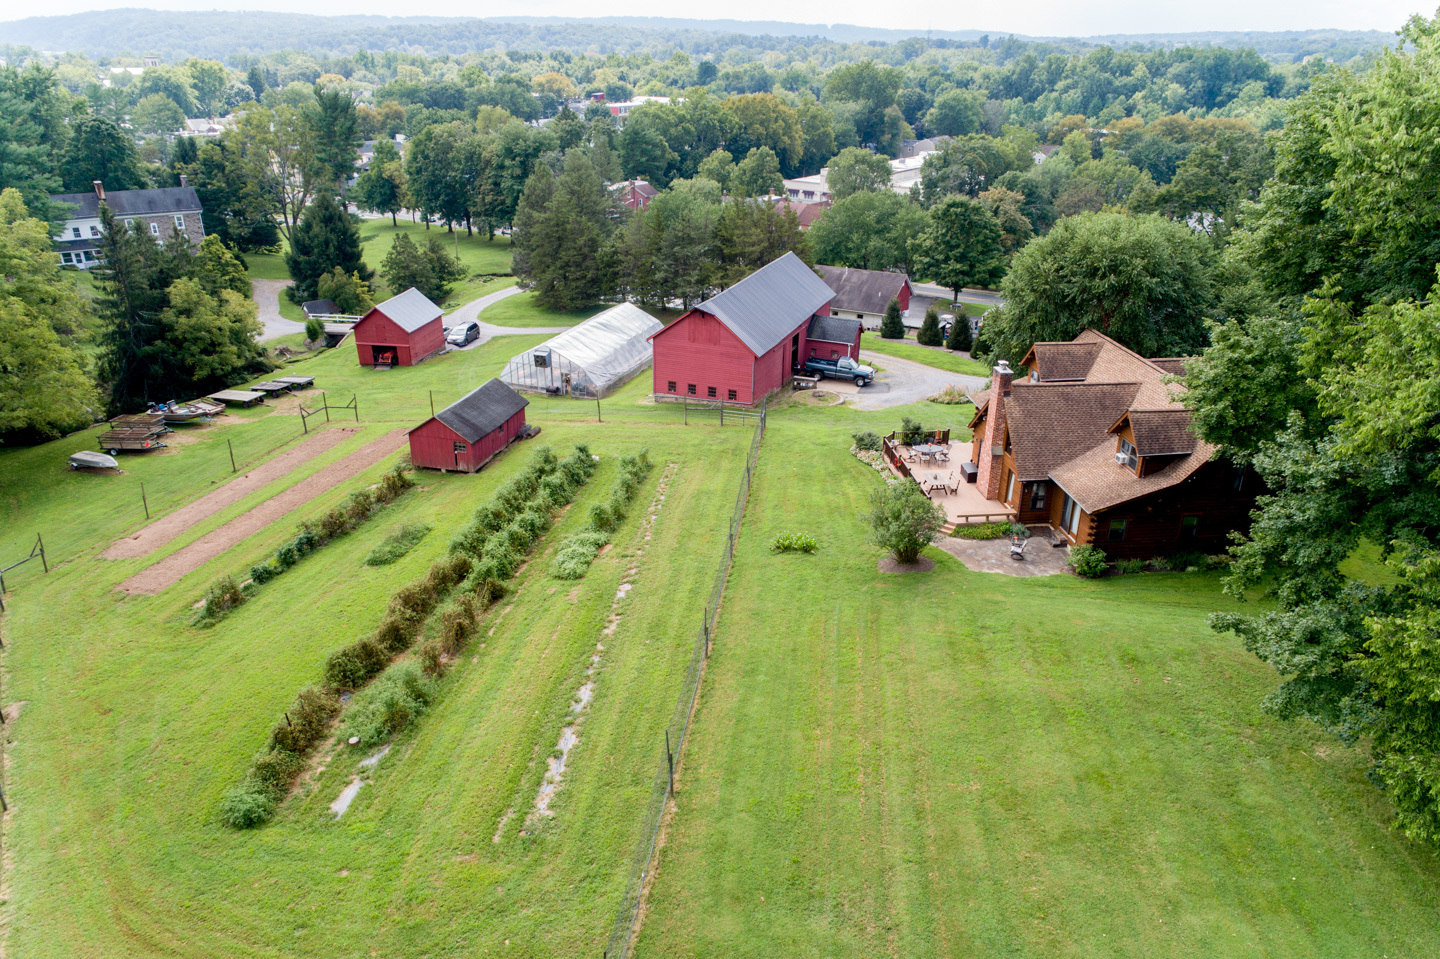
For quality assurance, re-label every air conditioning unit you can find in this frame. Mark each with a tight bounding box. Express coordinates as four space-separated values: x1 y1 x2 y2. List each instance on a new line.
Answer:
1115 452 1129 465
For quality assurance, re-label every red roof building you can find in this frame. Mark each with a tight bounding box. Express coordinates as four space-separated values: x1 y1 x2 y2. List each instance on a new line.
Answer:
407 378 528 473
649 252 835 405
817 265 912 328
352 288 446 368
615 179 658 210
775 199 827 230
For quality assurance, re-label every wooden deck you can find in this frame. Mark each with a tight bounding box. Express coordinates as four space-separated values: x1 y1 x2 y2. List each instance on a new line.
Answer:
883 434 1015 528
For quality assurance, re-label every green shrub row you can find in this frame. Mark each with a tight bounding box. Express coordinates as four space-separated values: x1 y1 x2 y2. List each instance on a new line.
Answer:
951 521 1011 540
771 530 818 554
199 464 414 626
364 522 432 566
222 447 594 829
550 450 652 580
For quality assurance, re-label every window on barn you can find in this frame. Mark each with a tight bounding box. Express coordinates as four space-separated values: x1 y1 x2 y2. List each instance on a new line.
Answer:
687 384 696 395
667 381 676 393
453 441 466 454
707 386 716 398
728 389 737 400
1107 518 1128 542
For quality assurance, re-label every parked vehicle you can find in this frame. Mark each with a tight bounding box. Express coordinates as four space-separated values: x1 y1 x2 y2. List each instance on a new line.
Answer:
803 355 875 387
447 321 481 346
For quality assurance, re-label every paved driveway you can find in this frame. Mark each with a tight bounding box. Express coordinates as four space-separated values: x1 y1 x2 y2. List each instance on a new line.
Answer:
253 278 304 342
442 284 575 351
834 351 987 410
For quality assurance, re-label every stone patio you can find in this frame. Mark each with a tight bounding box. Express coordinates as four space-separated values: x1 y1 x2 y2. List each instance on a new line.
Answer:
934 528 1072 577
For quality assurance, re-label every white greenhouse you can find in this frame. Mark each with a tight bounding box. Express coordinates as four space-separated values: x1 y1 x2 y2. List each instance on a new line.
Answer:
498 303 662 398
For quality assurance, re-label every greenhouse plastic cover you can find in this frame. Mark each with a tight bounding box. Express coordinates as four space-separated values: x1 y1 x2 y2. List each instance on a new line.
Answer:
499 302 663 398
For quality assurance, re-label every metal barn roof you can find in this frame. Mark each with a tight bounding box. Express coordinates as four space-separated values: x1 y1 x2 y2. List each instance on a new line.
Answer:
373 287 443 333
692 252 834 356
433 379 529 443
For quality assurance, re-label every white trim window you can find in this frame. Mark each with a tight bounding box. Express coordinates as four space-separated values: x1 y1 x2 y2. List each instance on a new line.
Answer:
174 214 185 230
1005 470 1016 504
150 222 160 236
89 225 100 236
1117 437 1138 472
61 252 73 264
71 226 81 238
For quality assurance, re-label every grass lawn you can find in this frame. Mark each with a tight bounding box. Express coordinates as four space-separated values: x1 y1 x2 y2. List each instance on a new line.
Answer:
635 415 1440 957
862 332 991 376
479 290 607 328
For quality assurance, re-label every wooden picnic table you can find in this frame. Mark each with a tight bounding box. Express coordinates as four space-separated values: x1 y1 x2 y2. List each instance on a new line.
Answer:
208 389 265 407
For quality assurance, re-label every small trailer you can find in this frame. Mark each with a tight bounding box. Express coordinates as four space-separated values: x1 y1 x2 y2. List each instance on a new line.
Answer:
208 389 266 407
149 399 220 424
96 423 169 455
275 376 315 390
251 380 297 397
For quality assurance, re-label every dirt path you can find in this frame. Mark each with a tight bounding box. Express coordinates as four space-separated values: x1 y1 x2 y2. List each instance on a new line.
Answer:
117 429 407 595
102 429 357 560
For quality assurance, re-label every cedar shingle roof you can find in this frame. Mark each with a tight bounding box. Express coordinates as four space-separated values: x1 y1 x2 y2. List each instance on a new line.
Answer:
1115 409 1197 456
816 265 910 316
1049 436 1214 514
1024 341 1101 380
806 314 862 345
1005 382 1141 481
431 378 528 442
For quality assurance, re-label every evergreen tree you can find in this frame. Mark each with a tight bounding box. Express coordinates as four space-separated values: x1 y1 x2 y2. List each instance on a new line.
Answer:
380 234 435 302
194 235 251 298
245 65 266 102
184 138 281 252
511 153 612 310
714 199 810 288
310 84 362 192
915 304 943 346
62 117 148 193
284 192 371 302
879 297 905 339
945 310 973 352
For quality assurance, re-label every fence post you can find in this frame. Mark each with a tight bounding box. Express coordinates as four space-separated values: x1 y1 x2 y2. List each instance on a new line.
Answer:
596 398 602 423
683 396 687 425
323 391 330 424
720 402 724 427
301 406 308 434
353 395 359 422
36 535 46 574
227 438 236 473
666 730 674 796
141 482 150 520
429 390 434 417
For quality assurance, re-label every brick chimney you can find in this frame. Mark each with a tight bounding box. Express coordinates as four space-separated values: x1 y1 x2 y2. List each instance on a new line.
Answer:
975 360 1014 501
93 180 105 201
178 173 188 188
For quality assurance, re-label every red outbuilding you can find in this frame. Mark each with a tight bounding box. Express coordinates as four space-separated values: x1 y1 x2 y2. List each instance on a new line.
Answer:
803 314 864 362
407 378 529 473
649 252 836 405
353 287 446 368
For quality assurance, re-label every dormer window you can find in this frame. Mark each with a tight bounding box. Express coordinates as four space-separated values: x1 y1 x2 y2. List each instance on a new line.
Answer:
1116 437 1138 472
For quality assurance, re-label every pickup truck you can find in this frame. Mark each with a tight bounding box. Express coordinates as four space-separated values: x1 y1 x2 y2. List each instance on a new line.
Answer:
803 355 875 387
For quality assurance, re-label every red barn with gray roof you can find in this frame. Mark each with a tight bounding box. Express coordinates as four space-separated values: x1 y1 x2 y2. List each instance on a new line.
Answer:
407 378 528 473
352 287 446 367
649 252 834 405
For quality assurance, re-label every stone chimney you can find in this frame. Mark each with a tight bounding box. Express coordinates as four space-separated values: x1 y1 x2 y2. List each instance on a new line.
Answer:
975 360 1014 501
178 174 188 188
92 180 105 201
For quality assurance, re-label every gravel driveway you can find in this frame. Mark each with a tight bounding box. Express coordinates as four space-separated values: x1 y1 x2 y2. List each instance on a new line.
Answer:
835 351 987 410
443 284 575 350
252 278 305 343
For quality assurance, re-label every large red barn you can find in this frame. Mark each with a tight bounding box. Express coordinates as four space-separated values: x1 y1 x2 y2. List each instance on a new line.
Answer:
407 378 529 473
353 287 446 368
649 252 835 405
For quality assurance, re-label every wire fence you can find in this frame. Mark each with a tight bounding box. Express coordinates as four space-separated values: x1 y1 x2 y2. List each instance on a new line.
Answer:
603 396 768 959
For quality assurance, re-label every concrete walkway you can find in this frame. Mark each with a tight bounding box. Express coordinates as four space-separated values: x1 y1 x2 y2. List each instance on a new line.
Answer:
253 278 305 343
443 284 575 350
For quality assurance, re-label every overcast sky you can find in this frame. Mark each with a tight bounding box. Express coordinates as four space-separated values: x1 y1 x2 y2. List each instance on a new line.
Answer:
5 0 1429 36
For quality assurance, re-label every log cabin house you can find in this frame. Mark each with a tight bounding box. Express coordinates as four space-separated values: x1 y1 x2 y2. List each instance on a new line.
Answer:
966 330 1257 558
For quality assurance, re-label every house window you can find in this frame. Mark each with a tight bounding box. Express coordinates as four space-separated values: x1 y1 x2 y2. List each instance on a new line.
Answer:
124 218 135 229
1004 470 1016 504
707 386 717 398
1117 437 1138 472
687 383 696 396
1107 518 1128 542
1004 429 1011 454
1180 515 1200 539
83 251 95 261
61 252 73 264
1061 495 1082 536
174 215 185 229
150 222 160 236
728 389 737 401
71 227 81 238
89 225 100 237
666 381 676 393
1231 466 1246 492
1029 483 1046 511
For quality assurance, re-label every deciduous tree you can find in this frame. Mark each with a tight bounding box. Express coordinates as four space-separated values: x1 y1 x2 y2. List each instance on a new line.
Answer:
912 195 1006 303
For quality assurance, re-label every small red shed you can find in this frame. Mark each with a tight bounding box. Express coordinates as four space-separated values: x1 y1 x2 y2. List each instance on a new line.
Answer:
649 252 836 406
407 378 529 473
353 287 446 368
803 314 864 362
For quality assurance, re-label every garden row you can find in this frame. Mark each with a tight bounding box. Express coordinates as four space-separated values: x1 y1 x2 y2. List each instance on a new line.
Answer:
550 451 653 579
221 445 598 828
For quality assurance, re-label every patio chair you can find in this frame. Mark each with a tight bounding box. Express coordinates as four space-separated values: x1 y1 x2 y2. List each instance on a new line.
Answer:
1009 535 1027 561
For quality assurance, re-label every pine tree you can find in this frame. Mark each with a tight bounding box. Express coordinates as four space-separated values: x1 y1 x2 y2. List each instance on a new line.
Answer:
916 305 943 346
879 297 905 339
946 310 973 352
285 193 371 302
511 153 612 310
381 234 437 303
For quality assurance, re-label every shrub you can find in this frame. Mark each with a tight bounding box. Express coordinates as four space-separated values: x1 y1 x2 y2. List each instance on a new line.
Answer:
946 312 972 352
426 553 472 593
899 416 926 446
377 464 413 502
480 539 523 580
589 503 615 533
771 531 818 554
951 521 1010 540
439 599 477 653
551 531 609 579
851 431 882 452
1008 522 1031 538
1115 558 1147 575
220 781 276 829
345 488 375 525
317 506 350 540
341 662 436 749
1148 554 1174 572
198 576 245 623
448 520 489 558
270 686 340 754
417 638 446 676
305 315 324 344
1172 550 1210 572
1069 544 1109 578
248 748 304 797
365 523 431 566
390 580 438 626
274 540 300 570
928 384 969 405
249 561 279 584
879 297 905 338
324 638 389 690
541 474 575 507
869 482 946 563
374 615 412 654
475 576 508 607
